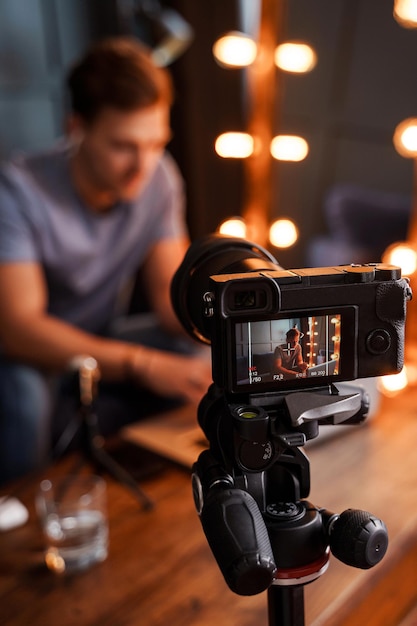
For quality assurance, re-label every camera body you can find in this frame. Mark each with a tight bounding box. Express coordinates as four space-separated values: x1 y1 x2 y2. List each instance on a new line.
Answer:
204 263 410 396
171 236 409 595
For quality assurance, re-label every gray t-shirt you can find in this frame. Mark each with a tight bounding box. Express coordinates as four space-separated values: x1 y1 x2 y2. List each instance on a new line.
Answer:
0 142 187 333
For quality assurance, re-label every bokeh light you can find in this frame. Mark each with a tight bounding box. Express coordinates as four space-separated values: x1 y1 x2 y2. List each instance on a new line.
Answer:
382 242 417 276
218 217 247 238
378 367 409 396
393 118 417 158
213 32 257 68
270 135 309 161
215 132 254 158
394 0 417 28
269 218 299 248
274 42 317 73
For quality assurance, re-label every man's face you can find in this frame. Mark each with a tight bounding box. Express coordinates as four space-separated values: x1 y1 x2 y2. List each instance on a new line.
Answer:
72 103 172 204
286 333 300 347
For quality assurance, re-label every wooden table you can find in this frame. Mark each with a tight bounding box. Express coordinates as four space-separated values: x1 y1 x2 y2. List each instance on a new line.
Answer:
1 387 417 626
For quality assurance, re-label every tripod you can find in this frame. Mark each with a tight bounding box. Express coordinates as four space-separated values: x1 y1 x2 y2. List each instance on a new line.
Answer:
191 383 388 626
53 356 153 510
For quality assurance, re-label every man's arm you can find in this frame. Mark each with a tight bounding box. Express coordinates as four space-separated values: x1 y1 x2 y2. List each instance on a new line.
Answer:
0 261 211 402
0 261 143 379
140 236 190 334
295 344 304 366
294 344 308 371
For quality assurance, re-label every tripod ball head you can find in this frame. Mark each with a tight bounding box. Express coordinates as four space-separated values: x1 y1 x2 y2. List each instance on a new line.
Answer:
328 508 388 569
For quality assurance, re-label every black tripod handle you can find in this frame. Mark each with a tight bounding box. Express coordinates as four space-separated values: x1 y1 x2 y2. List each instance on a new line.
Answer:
200 485 277 596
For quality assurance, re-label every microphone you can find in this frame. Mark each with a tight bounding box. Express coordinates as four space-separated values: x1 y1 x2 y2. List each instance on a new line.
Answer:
68 355 100 407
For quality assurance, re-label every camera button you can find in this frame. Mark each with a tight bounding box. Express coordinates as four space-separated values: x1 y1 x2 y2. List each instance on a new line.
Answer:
366 329 391 355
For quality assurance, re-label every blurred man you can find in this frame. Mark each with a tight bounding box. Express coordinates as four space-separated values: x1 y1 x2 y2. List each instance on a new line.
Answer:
0 37 211 483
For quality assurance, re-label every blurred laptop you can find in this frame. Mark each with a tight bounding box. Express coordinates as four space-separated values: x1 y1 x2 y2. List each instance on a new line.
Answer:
122 403 206 469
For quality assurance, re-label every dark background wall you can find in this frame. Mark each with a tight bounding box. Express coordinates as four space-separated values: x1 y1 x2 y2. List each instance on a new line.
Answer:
1 0 416 267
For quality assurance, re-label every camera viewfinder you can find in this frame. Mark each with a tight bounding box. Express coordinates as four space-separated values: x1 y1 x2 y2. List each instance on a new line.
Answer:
233 290 266 311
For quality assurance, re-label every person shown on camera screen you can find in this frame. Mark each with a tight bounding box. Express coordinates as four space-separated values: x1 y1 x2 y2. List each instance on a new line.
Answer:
273 328 309 380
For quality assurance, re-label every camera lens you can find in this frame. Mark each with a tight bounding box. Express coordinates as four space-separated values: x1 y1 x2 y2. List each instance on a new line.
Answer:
171 235 280 344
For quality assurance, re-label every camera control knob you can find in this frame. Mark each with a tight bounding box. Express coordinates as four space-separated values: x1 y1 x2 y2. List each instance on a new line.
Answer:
344 265 375 283
373 264 402 280
366 329 391 355
328 509 388 569
266 502 304 520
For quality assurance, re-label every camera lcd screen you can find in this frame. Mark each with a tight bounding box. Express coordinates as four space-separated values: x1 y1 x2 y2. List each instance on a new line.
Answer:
234 312 345 391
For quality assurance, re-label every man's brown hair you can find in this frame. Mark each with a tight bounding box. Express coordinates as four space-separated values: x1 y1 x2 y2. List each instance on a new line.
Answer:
67 37 173 122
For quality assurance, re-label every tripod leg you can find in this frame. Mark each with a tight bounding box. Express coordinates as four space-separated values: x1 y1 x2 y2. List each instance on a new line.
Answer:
91 444 154 511
64 358 154 510
268 584 305 626
52 416 81 460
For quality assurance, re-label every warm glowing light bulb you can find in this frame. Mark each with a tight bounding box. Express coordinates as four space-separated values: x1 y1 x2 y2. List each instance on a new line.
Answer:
383 242 417 275
393 118 417 157
378 367 408 396
218 217 247 238
270 135 309 161
269 219 298 248
212 32 257 68
394 0 417 28
215 132 254 158
274 42 317 73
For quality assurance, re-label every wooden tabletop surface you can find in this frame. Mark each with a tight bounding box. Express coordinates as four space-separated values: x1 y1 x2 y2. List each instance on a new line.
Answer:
1 387 417 626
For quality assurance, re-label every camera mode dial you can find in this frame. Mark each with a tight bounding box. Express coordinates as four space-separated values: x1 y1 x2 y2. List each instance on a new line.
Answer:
344 263 401 283
344 265 375 283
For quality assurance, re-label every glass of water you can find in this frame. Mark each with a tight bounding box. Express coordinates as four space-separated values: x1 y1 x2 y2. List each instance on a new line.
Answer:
36 475 108 574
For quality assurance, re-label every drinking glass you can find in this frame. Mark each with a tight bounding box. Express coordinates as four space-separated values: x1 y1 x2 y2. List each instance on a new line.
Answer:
36 474 108 574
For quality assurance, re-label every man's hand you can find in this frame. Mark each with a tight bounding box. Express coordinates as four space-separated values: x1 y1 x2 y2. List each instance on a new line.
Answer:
128 348 212 404
0 261 212 401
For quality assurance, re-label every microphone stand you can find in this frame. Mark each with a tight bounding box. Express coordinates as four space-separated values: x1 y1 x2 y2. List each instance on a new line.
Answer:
53 356 153 511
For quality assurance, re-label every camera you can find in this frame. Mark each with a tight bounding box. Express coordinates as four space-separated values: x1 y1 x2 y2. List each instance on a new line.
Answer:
172 233 411 398
171 234 411 599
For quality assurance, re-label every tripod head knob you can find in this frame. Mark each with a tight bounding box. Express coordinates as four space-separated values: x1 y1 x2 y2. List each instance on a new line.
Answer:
327 508 388 569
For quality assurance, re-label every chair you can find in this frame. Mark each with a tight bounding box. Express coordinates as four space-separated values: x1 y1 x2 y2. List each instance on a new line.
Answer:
307 184 411 267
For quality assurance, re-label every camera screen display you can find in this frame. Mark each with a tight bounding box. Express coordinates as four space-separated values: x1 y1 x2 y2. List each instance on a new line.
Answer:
234 312 344 390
